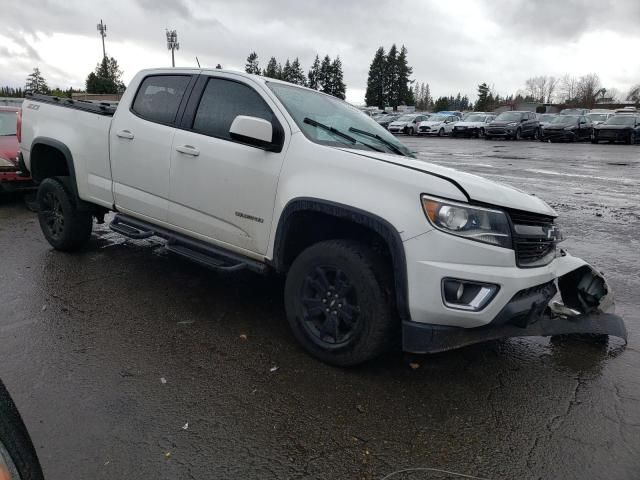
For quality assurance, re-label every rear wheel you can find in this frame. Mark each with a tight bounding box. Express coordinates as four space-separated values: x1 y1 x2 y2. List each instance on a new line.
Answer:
532 128 540 140
284 240 395 366
37 178 93 251
477 128 485 138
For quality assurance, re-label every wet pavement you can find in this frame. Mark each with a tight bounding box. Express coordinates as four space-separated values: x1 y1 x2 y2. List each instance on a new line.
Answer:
1 138 639 480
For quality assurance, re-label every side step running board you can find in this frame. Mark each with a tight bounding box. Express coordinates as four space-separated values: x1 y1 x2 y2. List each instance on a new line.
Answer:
110 216 154 239
109 213 268 274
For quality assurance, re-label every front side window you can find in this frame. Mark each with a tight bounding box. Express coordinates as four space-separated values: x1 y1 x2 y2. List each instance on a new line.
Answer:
131 75 191 125
193 78 275 140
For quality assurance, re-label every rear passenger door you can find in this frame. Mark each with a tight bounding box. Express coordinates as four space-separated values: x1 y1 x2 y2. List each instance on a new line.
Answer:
168 74 289 255
110 73 194 222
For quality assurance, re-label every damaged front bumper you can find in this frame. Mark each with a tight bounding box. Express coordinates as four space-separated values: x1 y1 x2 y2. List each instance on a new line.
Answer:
403 253 627 354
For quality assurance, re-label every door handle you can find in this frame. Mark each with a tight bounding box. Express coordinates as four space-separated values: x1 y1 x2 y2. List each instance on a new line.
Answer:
116 130 134 140
175 145 200 156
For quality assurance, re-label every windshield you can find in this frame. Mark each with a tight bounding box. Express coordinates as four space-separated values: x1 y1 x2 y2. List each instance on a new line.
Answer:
267 82 412 156
464 115 486 122
427 115 447 122
495 112 523 121
551 115 579 124
605 116 636 126
538 114 555 122
588 114 608 121
0 112 17 136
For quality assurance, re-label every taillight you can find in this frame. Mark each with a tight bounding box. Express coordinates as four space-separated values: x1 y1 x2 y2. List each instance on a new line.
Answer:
16 109 22 143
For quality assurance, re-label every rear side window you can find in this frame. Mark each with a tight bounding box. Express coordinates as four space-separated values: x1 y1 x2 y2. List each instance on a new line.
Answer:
132 75 191 125
193 78 275 140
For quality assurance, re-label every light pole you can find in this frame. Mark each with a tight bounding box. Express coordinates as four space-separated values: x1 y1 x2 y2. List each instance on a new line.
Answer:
96 19 107 59
166 29 179 67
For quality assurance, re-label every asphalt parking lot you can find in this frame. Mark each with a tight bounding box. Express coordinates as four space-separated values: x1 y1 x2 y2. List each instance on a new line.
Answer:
1 137 639 480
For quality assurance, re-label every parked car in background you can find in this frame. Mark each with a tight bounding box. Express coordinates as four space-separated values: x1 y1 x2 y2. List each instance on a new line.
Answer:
560 108 590 115
536 113 556 130
615 106 638 115
417 114 459 136
587 112 614 125
540 114 592 142
387 113 429 135
436 111 462 119
592 115 640 144
0 106 34 195
376 113 401 129
451 113 495 138
485 111 540 140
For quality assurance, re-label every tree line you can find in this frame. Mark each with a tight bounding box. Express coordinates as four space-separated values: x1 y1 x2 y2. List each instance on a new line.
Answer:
244 52 346 99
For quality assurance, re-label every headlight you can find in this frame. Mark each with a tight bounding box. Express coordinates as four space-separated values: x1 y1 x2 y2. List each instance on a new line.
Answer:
507 122 518 127
564 126 576 130
421 195 512 248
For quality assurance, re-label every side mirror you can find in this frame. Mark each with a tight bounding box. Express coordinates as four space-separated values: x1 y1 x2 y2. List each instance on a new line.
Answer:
229 115 276 150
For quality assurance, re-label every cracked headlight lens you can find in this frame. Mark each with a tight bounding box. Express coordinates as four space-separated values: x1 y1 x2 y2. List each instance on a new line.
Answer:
421 195 512 248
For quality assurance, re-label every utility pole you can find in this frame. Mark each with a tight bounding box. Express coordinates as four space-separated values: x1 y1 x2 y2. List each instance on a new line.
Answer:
166 29 179 67
96 19 107 59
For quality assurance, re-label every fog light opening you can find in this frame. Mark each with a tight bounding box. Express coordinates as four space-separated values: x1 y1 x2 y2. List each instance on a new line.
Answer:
442 278 499 311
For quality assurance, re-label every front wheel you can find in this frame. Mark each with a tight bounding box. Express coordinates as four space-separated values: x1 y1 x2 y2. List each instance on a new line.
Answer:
532 128 540 140
628 133 636 145
284 240 395 366
407 127 414 136
477 128 485 138
514 128 522 141
437 128 445 137
37 178 93 251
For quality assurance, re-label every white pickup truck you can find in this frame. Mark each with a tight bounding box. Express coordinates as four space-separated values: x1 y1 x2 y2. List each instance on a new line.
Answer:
18 68 626 366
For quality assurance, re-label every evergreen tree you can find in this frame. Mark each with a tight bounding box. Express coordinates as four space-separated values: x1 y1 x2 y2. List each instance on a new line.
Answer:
276 62 283 80
25 67 49 93
263 57 279 78
327 56 346 99
0 86 25 98
86 57 125 94
245 51 260 74
216 64 222 69
396 45 413 106
281 59 292 83
433 96 450 112
475 82 490 111
385 44 399 109
307 55 321 90
364 47 386 108
319 55 332 93
288 57 307 86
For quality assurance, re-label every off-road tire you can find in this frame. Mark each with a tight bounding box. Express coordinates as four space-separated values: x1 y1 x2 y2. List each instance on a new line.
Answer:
0 380 45 480
284 240 395 366
37 178 93 251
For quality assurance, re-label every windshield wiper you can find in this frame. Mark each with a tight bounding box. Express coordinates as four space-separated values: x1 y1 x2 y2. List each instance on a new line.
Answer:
303 118 384 153
348 127 406 156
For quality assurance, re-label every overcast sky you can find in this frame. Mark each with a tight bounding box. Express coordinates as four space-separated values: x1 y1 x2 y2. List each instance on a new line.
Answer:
1 0 639 104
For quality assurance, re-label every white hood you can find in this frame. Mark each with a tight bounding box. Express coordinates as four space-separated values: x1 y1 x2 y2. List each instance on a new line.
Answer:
419 120 444 127
389 121 409 127
340 149 557 217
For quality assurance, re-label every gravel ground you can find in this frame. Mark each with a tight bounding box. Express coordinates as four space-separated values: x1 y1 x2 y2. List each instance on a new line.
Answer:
0 137 638 480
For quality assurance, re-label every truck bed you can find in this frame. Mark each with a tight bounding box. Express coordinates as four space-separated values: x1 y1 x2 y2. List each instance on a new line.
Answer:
25 93 117 117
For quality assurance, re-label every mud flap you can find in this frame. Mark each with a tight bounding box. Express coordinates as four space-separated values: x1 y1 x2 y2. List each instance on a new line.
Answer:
403 262 627 354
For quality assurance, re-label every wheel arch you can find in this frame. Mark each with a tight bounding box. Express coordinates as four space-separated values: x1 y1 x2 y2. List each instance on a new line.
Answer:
29 137 79 199
272 198 410 322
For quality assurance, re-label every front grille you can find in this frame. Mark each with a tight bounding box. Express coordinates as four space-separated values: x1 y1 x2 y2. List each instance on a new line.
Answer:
508 210 558 268
489 128 506 134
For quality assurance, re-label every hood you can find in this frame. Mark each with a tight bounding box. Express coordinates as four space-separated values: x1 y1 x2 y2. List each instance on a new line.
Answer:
455 121 483 128
545 123 575 129
338 148 556 217
595 124 632 130
389 121 408 127
0 136 18 165
419 120 444 127
490 120 519 127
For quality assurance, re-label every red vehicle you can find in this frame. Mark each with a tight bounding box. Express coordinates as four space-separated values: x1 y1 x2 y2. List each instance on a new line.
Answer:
0 106 34 193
